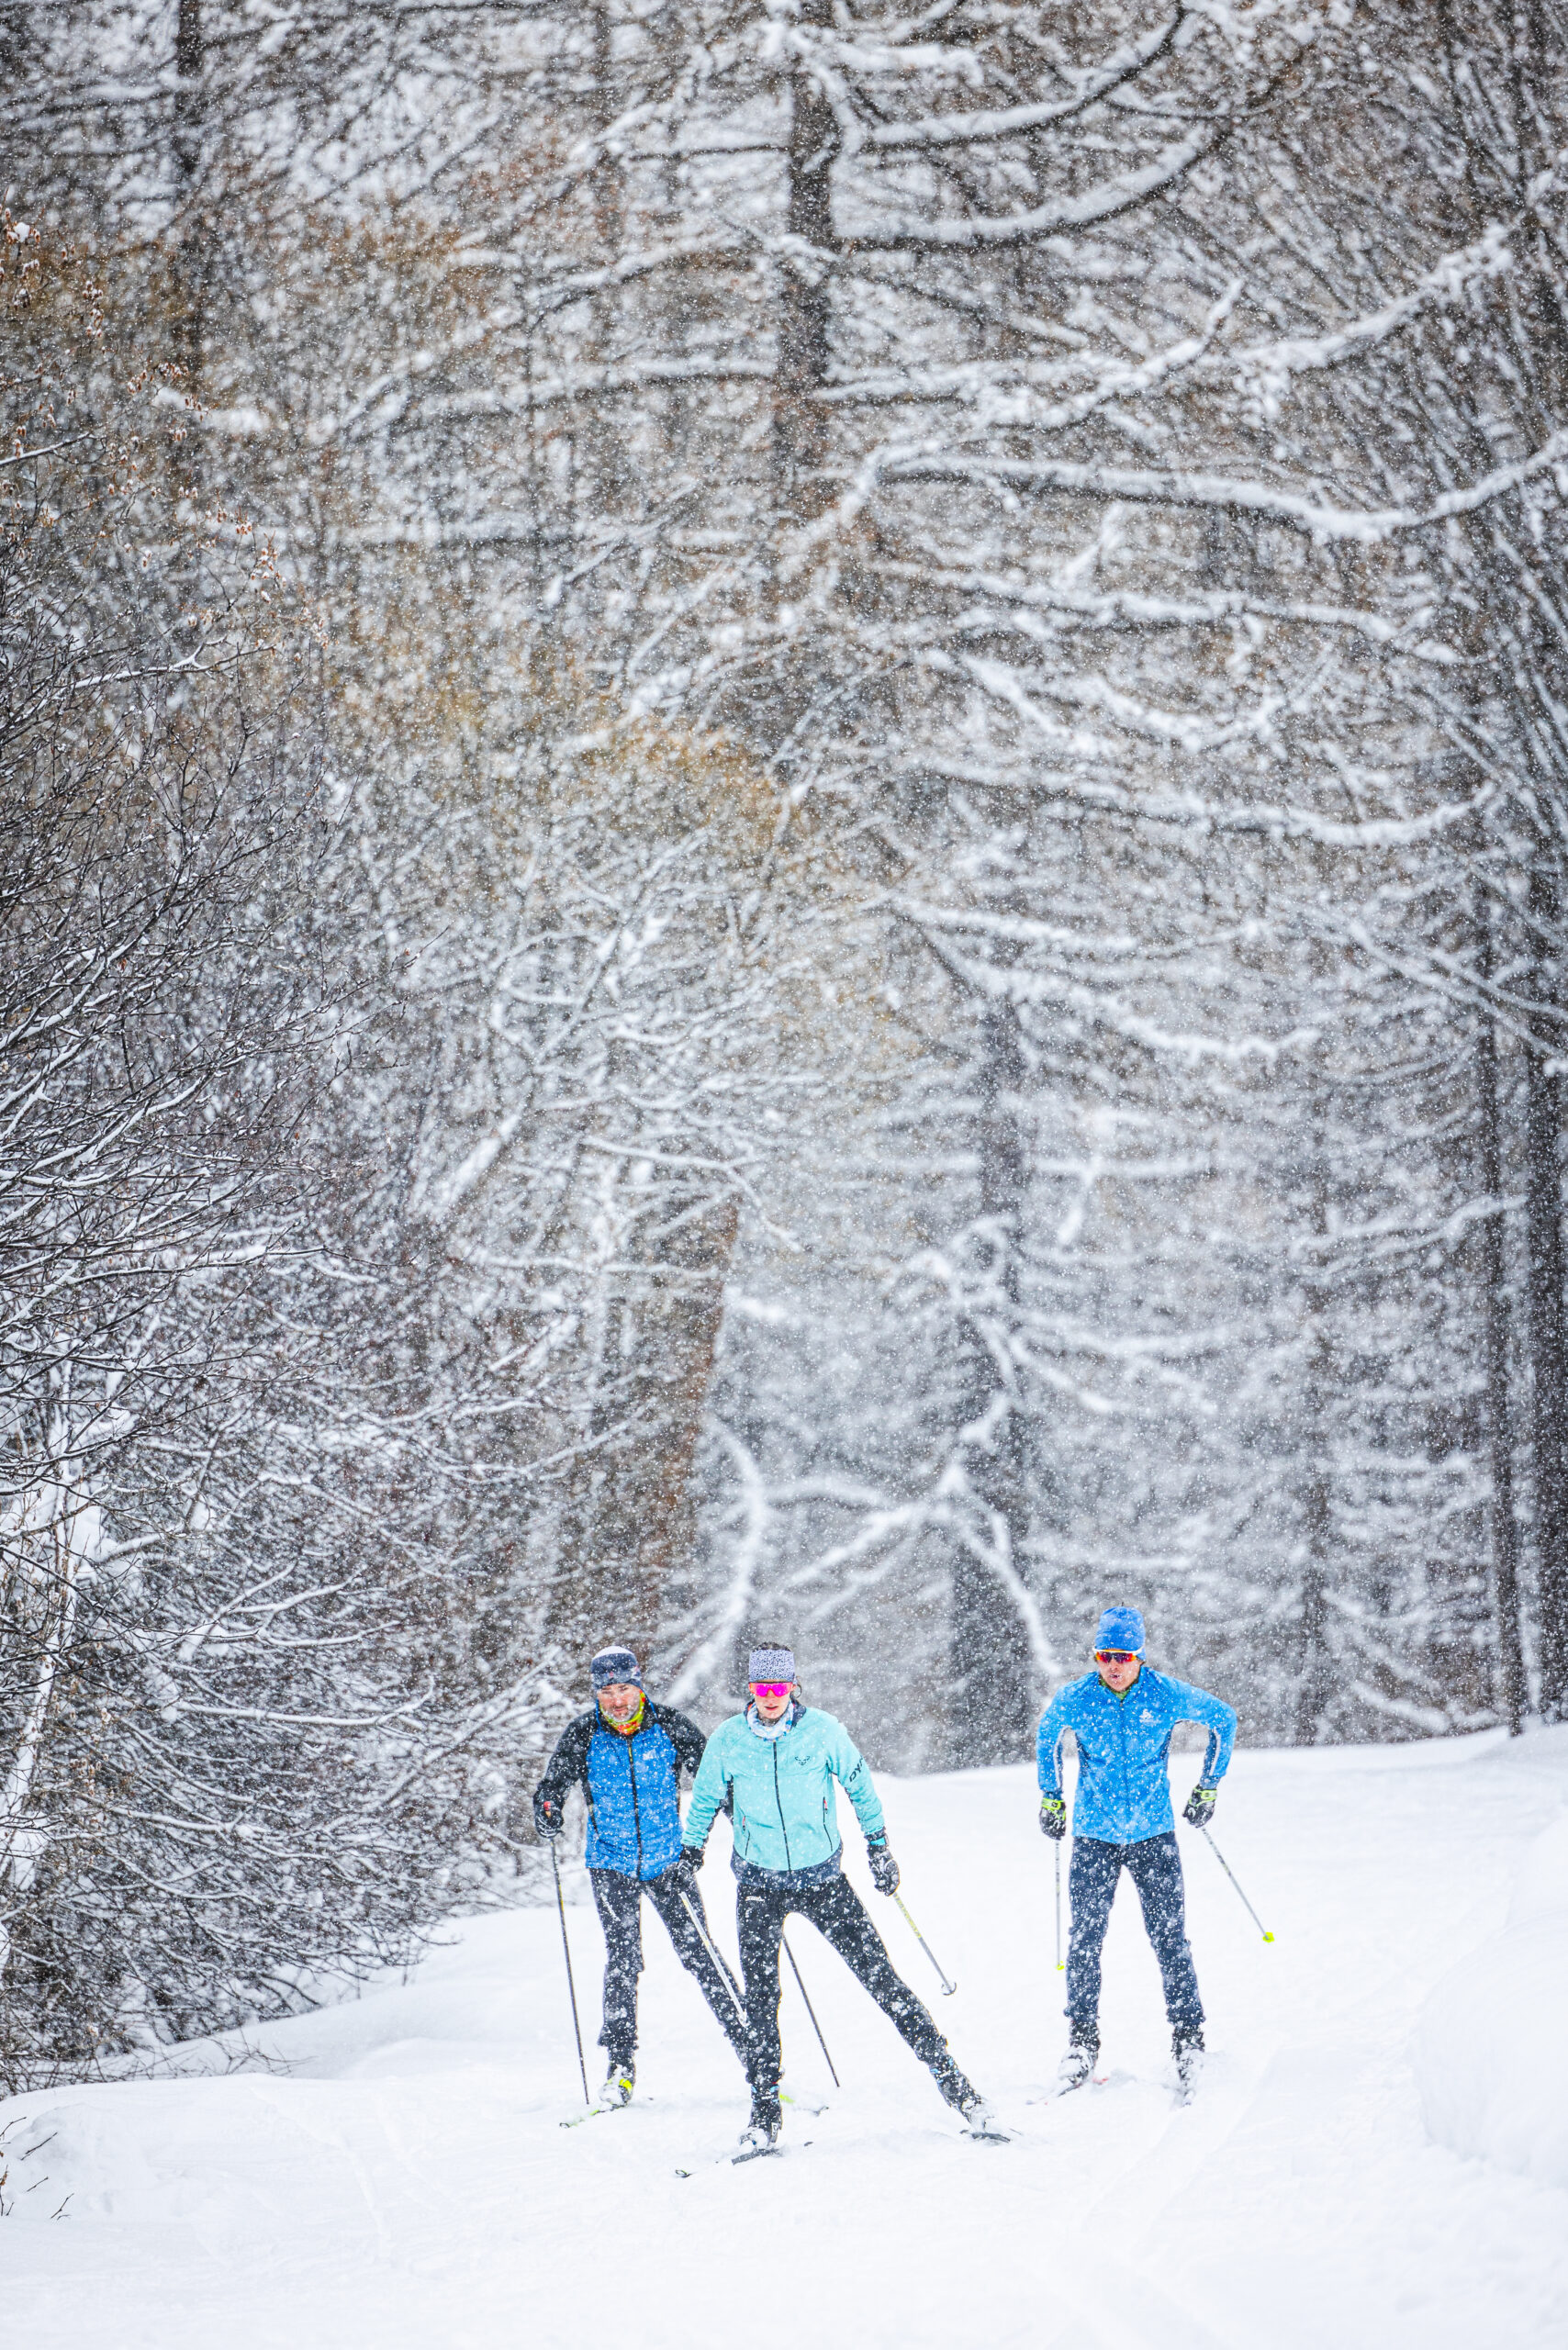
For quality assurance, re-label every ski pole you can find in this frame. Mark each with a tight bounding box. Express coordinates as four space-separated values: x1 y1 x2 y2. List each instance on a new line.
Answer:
551 1840 592 2104
891 1892 957 1996
678 1890 749 2028
781 1930 841 2088
1200 1825 1275 1942
1054 1840 1064 1973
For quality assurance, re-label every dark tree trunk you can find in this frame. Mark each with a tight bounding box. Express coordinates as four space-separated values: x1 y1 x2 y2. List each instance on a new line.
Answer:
173 0 208 382
1293 1087 1335 1745
950 991 1034 1765
1523 1023 1568 1718
1476 893 1528 1732
548 1193 739 1684
588 4 627 514
776 0 837 520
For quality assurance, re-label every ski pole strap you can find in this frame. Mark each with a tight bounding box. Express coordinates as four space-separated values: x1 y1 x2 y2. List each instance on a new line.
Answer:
892 1892 957 1995
1200 1825 1275 1942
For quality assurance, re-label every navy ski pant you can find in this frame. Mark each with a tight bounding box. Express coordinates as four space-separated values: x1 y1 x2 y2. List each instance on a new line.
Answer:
590 1865 751 2073
735 1870 946 2092
1066 1830 1204 2037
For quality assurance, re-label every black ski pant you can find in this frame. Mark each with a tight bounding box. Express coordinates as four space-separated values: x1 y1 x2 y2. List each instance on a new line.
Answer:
589 1865 751 2075
1066 1830 1204 2039
736 1870 946 2093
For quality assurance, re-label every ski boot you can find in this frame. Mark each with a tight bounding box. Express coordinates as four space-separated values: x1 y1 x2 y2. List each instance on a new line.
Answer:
599 2058 634 2109
735 2087 782 2157
1172 2026 1204 2100
930 2050 1002 2136
1055 2031 1099 2095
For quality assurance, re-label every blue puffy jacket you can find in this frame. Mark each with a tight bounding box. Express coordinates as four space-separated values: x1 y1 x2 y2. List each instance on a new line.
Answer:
1037 1667 1237 1845
533 1700 705 1880
684 1703 886 1877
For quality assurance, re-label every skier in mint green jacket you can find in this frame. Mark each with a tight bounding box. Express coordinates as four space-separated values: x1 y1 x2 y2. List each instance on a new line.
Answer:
682 1643 992 2153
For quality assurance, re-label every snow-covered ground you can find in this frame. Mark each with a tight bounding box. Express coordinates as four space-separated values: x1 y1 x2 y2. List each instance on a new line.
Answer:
4 1726 1566 2349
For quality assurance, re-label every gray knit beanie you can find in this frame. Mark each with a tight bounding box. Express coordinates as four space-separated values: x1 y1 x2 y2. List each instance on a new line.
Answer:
746 1645 796 1684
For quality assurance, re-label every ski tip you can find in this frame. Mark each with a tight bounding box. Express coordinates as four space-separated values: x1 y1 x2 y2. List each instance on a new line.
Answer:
964 2126 1012 2143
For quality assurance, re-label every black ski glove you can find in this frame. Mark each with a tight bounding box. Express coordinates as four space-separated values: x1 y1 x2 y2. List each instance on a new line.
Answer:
868 1841 900 1896
1039 1794 1067 1841
533 1789 565 1841
666 1849 702 1899
1182 1785 1217 1829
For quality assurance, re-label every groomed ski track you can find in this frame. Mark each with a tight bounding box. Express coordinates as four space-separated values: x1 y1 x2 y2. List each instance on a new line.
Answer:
3 1730 1565 2349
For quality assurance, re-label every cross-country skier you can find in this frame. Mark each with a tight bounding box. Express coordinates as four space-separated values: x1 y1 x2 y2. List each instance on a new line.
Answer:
1036 1606 1237 2098
532 1645 752 2107
680 1642 993 2153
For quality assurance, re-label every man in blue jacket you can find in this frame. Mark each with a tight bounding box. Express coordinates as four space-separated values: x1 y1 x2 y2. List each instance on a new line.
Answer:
1036 1607 1237 2095
682 1642 991 2152
533 1645 751 2107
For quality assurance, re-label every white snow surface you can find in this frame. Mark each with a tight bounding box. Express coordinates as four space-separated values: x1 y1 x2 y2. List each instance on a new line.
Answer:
4 1727 1567 2349
1417 1798 1568 2193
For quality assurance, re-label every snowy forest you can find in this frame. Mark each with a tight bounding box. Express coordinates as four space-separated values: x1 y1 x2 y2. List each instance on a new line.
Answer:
4 0 1568 2087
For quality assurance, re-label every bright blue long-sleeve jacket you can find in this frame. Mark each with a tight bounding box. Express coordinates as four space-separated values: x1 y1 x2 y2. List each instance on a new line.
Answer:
532 1700 704 1880
1036 1667 1237 1845
683 1704 886 1876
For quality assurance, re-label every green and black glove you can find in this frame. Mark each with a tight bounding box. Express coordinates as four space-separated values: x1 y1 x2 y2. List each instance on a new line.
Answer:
1039 1794 1067 1841
1182 1785 1217 1829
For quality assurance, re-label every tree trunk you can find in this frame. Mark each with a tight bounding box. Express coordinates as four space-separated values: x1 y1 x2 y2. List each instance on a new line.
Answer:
1523 1022 1568 1718
548 1193 740 1683
1293 1091 1335 1745
173 0 208 383
775 0 837 521
1476 892 1528 1732
950 990 1035 1764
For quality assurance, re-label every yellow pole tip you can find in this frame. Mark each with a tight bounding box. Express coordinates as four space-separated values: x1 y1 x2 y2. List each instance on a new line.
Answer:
1262 1931 1275 1942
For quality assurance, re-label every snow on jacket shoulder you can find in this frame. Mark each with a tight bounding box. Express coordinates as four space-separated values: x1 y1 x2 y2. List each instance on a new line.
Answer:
683 1706 886 1875
532 1700 705 1881
1036 1667 1237 1846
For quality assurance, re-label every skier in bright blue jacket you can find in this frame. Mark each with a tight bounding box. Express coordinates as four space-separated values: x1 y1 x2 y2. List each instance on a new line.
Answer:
1036 1606 1237 2095
682 1642 993 2153
532 1645 752 2106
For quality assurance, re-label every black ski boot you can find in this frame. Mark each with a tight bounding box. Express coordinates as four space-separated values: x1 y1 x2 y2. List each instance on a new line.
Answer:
736 2086 781 2156
1056 2029 1099 2095
930 2049 999 2134
1172 2025 1204 2100
599 2057 634 2109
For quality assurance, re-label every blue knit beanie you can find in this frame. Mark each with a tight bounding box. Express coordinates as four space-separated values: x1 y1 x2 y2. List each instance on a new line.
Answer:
1095 1607 1146 1655
747 1645 796 1684
590 1646 643 1691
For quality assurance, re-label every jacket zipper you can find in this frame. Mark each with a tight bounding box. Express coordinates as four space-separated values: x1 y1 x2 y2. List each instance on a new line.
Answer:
628 1734 644 1875
771 1743 793 1871
1114 1682 1128 1837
